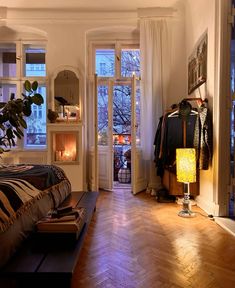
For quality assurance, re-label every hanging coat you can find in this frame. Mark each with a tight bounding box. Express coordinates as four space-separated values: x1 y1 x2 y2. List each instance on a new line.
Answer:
193 106 212 170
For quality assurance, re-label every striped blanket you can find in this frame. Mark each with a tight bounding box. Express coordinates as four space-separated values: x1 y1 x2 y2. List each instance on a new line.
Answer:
0 164 71 232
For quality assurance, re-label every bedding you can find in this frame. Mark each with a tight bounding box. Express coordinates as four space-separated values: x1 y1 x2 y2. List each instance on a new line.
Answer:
0 164 71 268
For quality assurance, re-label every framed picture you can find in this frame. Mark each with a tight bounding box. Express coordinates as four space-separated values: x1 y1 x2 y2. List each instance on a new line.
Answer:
188 32 207 94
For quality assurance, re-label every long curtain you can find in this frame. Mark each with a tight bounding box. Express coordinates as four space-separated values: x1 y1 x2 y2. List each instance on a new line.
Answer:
140 19 169 161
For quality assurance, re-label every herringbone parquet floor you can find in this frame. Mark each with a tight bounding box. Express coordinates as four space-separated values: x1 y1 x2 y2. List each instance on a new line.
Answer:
72 188 235 288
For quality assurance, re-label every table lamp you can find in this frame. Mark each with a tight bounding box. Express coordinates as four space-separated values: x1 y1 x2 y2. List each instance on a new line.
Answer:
176 148 196 217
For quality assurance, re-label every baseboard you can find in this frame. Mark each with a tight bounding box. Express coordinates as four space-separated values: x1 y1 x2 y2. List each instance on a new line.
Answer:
214 217 235 237
196 195 220 216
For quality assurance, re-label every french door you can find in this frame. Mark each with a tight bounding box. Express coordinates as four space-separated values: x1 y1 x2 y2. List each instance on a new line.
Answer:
97 79 113 190
95 75 147 193
131 76 147 194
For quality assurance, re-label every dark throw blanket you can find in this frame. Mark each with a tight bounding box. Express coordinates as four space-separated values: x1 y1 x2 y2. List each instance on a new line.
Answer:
0 164 71 232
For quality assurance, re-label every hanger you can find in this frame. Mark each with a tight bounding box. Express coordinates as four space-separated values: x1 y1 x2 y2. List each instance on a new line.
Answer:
168 109 179 117
168 108 198 118
168 98 200 118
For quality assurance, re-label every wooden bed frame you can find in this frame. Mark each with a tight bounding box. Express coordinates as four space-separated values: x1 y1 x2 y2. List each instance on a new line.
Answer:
0 191 99 288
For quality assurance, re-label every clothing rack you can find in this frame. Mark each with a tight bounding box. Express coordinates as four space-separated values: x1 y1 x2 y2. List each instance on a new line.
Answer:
183 97 208 106
154 96 212 197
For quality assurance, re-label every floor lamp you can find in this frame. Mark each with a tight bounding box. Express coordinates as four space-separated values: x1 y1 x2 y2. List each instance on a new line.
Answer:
176 148 196 217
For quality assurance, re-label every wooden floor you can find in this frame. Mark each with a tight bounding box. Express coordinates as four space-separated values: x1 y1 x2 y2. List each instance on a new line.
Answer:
72 188 235 288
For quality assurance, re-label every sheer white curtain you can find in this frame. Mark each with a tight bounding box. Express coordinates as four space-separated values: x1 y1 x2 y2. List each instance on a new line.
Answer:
140 19 169 161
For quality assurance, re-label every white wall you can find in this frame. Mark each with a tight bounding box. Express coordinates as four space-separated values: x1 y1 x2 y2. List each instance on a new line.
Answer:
166 2 187 107
185 0 224 215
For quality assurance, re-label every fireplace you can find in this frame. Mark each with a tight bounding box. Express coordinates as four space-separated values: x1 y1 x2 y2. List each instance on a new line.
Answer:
51 131 79 163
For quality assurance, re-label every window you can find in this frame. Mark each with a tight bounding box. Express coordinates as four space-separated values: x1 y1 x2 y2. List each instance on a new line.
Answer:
96 49 115 77
121 49 140 77
23 44 46 77
25 84 47 147
91 41 140 146
0 41 47 150
0 83 17 102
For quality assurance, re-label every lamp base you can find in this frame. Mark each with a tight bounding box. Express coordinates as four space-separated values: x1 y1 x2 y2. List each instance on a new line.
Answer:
178 209 196 218
178 200 196 218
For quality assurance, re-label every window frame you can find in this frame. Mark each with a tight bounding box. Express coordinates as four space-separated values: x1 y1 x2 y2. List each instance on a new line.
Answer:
89 40 140 147
0 40 48 151
89 40 140 80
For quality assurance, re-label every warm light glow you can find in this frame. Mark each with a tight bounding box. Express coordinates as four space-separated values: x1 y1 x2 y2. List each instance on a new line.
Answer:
54 133 77 162
176 148 196 183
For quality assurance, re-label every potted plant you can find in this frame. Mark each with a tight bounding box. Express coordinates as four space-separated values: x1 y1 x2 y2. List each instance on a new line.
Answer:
0 80 44 154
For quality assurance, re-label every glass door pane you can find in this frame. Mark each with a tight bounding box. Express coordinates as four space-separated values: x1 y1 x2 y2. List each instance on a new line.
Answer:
113 84 131 182
97 85 108 145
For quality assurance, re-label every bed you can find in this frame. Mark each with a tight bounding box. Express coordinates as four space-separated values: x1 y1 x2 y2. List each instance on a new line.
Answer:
0 164 72 269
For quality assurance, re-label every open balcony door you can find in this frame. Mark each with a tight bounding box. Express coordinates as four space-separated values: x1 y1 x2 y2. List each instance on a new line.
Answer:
131 75 147 194
97 79 113 191
88 74 99 192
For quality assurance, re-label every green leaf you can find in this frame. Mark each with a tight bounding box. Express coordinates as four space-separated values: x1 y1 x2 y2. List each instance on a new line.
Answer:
27 97 33 105
9 117 18 128
13 130 22 139
18 117 27 129
11 138 16 147
24 80 31 92
31 94 44 105
6 128 13 139
1 114 9 122
23 102 32 117
16 127 24 136
32 81 38 91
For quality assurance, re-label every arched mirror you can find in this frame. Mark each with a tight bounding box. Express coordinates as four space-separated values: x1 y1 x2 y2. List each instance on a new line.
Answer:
54 69 80 120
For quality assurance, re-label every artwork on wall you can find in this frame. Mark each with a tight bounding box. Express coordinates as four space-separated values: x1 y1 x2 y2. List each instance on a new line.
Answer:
188 32 207 95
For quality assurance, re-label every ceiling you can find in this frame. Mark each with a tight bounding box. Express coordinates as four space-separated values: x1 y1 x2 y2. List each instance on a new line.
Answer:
0 0 181 11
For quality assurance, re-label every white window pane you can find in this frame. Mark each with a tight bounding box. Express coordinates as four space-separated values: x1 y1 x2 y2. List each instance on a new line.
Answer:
0 43 16 77
0 83 17 102
121 49 140 77
23 45 46 77
0 84 18 149
25 85 47 147
96 49 115 77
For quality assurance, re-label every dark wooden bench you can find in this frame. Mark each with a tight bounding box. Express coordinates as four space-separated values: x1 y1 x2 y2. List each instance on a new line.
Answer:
0 191 99 288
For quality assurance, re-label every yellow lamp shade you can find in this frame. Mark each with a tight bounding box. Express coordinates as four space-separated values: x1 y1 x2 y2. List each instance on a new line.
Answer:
176 148 196 183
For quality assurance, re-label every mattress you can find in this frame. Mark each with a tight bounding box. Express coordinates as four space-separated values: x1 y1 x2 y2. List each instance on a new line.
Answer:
0 164 72 268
